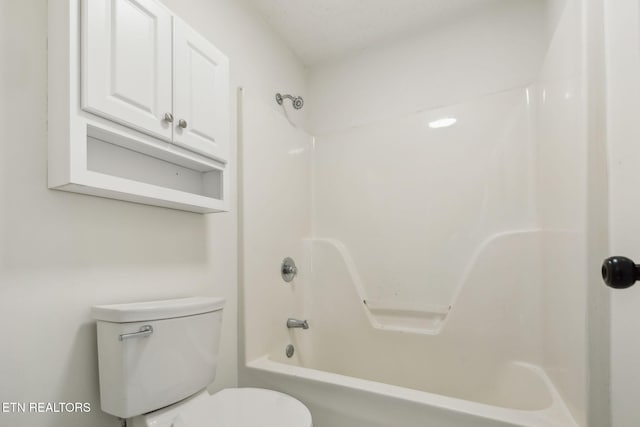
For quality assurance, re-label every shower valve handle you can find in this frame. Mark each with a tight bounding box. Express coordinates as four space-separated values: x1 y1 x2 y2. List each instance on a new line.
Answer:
602 256 640 289
281 257 298 282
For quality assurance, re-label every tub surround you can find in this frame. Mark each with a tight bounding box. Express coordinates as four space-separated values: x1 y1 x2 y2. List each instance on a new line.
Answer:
240 0 601 426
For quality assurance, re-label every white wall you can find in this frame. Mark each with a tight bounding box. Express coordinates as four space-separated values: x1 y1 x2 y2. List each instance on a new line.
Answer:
534 1 611 426
606 0 640 426
0 0 305 426
535 0 589 424
307 0 549 135
583 0 609 424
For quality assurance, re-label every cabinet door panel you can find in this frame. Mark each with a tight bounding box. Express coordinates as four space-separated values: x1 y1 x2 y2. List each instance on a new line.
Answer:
173 19 229 163
82 0 172 140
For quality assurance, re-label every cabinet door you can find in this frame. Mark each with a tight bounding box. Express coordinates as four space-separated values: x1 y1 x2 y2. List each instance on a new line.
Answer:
173 19 229 163
82 0 173 140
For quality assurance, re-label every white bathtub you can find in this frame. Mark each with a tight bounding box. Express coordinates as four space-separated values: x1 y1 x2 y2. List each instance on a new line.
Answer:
246 355 577 427
241 234 581 427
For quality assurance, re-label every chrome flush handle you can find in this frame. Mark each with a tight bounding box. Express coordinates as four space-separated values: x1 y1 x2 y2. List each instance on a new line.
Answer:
119 325 154 341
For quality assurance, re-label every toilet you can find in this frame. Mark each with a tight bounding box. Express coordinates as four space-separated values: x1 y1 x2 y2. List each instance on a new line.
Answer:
91 297 312 427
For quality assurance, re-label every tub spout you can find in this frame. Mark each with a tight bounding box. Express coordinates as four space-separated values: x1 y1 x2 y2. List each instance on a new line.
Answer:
287 318 309 329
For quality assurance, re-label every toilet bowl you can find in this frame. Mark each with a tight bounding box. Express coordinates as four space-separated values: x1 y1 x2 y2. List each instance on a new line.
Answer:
91 297 312 427
129 388 312 427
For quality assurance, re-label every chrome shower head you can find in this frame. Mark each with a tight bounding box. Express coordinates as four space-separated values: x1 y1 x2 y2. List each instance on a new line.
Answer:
292 96 304 109
276 93 304 110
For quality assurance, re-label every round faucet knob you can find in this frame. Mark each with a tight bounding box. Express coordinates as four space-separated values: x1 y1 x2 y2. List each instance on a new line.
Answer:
281 257 298 282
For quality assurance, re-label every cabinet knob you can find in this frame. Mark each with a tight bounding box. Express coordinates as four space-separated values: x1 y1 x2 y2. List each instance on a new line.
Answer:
178 119 188 129
163 112 173 123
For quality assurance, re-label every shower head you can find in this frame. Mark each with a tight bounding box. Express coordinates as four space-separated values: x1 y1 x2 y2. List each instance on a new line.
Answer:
276 93 304 110
292 96 304 109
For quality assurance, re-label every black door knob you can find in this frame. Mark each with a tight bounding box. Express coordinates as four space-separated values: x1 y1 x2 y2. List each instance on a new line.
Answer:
602 256 640 289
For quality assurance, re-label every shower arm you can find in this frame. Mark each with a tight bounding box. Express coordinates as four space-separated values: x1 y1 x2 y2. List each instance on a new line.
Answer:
277 93 295 103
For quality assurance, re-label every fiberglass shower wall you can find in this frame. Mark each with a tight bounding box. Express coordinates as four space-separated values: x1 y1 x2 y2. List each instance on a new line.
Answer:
306 0 588 424
309 1 547 332
311 87 537 333
240 89 314 364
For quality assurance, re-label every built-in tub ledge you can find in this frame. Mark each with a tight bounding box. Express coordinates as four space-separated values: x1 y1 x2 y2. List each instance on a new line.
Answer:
308 230 540 336
362 299 451 333
307 238 453 335
247 356 579 427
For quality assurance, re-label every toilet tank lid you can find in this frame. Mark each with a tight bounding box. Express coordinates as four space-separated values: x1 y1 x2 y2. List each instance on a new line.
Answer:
91 297 225 323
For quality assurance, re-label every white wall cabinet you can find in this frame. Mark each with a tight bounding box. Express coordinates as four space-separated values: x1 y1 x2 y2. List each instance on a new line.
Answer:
82 0 173 142
173 18 229 162
48 0 231 213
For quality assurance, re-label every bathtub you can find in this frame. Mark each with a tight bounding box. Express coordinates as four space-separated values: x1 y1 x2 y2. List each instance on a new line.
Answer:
241 234 581 427
246 352 577 427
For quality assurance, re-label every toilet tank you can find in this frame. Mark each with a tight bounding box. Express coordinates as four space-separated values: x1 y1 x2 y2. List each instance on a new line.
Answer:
91 297 225 419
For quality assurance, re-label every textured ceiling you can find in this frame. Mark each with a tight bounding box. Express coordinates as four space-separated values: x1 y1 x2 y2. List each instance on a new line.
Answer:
244 0 505 65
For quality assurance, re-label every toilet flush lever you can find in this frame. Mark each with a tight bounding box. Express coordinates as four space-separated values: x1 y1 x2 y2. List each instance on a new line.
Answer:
119 325 154 341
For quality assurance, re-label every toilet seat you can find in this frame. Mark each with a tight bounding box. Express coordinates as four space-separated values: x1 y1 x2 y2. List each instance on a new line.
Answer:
173 388 312 427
